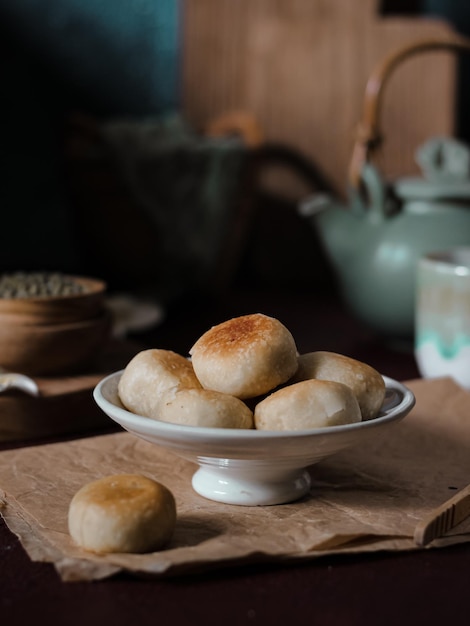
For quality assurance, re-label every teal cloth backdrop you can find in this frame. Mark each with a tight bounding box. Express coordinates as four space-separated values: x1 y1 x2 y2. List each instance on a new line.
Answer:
0 0 179 274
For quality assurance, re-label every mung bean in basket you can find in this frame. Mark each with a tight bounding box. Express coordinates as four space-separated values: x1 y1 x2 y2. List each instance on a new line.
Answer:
0 272 89 299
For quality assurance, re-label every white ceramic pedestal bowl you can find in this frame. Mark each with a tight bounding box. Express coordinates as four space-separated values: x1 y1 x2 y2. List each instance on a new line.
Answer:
93 373 415 506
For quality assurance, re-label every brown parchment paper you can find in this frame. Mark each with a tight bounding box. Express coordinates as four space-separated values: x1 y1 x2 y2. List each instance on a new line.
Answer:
1 377 470 582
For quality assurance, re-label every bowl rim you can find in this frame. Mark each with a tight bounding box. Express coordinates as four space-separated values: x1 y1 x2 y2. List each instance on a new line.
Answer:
93 371 416 440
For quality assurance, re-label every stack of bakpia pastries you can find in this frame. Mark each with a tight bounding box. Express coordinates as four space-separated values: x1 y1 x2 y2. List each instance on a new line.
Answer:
118 313 386 431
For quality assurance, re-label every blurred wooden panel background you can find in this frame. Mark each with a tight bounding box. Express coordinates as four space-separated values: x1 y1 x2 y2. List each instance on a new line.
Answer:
181 0 458 198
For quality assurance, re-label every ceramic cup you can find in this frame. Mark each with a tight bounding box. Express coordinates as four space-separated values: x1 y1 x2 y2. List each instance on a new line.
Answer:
415 248 470 388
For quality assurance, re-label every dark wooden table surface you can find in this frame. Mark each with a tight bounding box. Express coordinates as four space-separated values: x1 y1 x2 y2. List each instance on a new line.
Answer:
2 288 469 626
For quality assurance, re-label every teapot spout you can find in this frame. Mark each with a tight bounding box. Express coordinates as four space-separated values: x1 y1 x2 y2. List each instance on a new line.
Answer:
298 193 335 217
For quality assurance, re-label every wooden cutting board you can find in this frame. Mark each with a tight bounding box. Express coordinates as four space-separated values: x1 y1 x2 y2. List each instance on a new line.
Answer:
182 0 458 197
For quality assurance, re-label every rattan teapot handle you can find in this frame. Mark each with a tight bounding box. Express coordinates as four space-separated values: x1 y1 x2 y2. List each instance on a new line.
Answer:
348 35 470 189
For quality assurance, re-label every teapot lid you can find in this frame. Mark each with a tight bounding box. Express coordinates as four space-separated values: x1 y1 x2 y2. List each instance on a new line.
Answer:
394 177 470 201
394 137 470 201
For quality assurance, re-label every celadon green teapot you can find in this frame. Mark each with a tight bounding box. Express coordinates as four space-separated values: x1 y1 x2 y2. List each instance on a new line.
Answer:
299 36 470 340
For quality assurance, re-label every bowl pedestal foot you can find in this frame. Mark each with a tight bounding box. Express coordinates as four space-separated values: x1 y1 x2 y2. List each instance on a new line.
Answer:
192 465 312 506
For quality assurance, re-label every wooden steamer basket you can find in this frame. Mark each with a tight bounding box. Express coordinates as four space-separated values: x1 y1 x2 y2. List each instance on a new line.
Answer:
0 274 111 377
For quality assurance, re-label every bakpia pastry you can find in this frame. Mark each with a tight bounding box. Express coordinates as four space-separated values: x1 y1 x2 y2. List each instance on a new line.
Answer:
118 348 201 419
68 474 176 554
292 351 386 421
189 313 298 399
159 388 254 429
254 379 362 431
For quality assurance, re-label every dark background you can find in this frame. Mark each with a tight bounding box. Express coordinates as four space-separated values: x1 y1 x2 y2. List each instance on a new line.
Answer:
1 0 468 300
